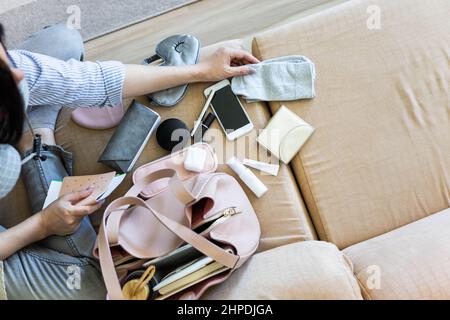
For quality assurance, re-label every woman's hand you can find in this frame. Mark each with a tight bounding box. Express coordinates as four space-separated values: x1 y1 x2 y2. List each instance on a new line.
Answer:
0 187 104 260
38 187 104 237
122 40 261 98
196 40 260 82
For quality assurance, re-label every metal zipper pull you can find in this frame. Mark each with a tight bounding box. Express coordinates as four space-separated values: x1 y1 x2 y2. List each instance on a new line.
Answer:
223 207 241 217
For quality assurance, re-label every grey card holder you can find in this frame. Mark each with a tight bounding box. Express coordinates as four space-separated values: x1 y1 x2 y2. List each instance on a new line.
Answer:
98 101 161 173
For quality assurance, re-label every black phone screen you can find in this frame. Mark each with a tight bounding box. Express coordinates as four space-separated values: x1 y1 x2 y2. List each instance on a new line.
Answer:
210 85 250 131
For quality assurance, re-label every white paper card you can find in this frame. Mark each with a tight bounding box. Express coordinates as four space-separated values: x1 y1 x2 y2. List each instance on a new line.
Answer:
42 180 63 209
42 174 126 209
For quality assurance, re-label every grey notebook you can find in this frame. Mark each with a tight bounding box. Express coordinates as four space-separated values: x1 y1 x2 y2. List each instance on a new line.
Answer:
98 101 160 173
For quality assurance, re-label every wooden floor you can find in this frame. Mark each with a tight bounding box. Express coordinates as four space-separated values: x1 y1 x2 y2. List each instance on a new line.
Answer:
85 0 348 62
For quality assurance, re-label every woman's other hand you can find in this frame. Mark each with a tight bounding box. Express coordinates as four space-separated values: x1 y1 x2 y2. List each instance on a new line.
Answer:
0 187 104 260
38 187 104 237
196 40 260 82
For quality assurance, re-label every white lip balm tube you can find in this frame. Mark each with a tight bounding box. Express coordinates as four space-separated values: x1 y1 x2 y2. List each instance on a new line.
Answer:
243 158 280 176
227 157 268 198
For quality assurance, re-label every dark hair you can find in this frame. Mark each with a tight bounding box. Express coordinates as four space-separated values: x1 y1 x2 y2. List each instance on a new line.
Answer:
0 23 24 145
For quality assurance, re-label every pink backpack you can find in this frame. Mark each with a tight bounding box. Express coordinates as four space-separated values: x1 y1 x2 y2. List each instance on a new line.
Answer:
95 143 261 300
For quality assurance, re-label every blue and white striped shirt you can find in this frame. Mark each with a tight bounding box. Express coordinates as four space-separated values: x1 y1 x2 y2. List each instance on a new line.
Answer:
7 50 125 108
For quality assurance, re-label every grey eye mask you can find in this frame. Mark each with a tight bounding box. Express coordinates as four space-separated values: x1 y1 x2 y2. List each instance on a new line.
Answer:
231 55 316 102
142 34 200 107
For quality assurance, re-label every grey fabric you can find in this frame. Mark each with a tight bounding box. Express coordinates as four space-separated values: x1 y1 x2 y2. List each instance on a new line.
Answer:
146 34 200 107
17 77 30 112
4 245 105 300
2 145 105 300
16 24 85 61
23 105 64 133
0 0 198 48
0 225 6 300
0 145 105 300
231 55 316 102
21 145 73 214
17 24 85 133
0 145 21 198
0 248 6 300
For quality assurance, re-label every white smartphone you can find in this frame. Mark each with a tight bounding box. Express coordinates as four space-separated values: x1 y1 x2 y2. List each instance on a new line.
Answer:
204 79 253 141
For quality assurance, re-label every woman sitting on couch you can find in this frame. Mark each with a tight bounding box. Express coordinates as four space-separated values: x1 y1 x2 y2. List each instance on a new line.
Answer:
0 23 259 300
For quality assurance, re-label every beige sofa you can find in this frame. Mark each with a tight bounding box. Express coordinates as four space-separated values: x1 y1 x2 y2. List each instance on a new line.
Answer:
1 0 449 299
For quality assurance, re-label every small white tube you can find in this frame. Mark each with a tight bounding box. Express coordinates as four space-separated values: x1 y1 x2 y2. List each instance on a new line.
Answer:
227 157 268 198
243 158 279 176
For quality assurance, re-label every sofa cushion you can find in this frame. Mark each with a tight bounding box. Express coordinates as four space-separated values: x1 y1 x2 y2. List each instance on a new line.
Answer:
203 241 363 300
46 82 315 252
344 208 450 300
252 0 450 248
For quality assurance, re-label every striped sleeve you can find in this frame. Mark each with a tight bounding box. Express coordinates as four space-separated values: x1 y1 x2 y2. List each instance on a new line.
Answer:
8 50 125 108
0 261 6 300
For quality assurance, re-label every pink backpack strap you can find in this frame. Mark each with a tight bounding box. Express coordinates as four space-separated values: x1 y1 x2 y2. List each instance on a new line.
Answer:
106 169 194 245
99 197 240 300
125 168 194 203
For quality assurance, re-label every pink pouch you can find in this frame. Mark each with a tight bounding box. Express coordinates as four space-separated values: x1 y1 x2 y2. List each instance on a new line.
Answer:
71 106 124 130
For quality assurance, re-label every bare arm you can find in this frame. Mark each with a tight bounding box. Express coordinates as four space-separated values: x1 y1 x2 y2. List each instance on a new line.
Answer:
122 64 203 99
122 46 259 99
8 40 258 109
0 188 102 260
0 214 46 260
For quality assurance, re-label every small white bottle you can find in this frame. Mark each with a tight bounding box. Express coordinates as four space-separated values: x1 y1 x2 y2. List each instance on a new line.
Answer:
227 157 268 198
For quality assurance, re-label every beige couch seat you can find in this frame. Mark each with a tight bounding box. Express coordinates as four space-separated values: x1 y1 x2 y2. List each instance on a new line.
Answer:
344 208 450 300
252 0 450 249
204 241 362 300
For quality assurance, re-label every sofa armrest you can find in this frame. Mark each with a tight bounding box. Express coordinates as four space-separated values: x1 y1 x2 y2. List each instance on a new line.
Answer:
202 241 362 300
